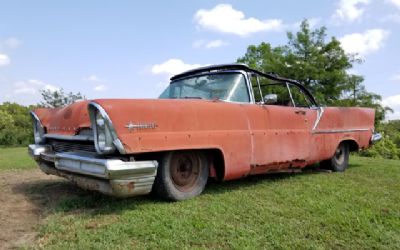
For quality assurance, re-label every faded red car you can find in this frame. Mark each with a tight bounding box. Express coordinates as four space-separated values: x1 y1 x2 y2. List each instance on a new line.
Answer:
28 64 381 201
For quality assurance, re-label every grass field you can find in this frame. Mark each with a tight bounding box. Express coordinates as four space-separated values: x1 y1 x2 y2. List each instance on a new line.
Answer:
1 147 399 249
0 147 37 171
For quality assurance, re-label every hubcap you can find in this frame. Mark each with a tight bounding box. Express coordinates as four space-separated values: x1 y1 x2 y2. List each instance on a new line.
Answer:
170 153 200 192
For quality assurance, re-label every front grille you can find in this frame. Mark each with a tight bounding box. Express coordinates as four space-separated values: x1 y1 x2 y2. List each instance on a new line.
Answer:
47 139 96 153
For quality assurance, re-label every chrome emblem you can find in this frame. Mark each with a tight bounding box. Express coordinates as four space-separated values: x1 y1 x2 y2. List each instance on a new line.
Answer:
125 122 157 131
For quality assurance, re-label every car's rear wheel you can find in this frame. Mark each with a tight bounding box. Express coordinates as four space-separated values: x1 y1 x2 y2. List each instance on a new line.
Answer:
154 151 209 201
320 142 349 172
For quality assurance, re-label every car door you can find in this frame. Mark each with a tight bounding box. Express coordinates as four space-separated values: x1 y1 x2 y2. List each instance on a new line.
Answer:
244 78 317 173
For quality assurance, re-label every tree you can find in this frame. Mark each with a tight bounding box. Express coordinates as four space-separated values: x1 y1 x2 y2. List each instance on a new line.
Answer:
0 102 33 146
39 88 85 108
0 110 14 130
237 20 390 122
335 74 393 123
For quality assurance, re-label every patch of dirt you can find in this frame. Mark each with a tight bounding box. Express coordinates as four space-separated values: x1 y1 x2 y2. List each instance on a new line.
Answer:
0 169 79 250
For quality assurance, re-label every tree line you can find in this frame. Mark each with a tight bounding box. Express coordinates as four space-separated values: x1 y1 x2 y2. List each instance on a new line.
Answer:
1 20 399 159
0 90 84 146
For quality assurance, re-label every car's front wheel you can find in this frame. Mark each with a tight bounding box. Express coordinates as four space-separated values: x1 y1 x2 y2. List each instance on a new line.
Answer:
320 142 349 172
154 150 209 201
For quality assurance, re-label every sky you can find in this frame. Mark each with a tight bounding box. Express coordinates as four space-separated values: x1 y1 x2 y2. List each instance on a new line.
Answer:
0 0 399 119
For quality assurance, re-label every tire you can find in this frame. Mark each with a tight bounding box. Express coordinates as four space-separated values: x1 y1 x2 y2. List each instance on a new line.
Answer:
153 151 209 201
320 142 349 172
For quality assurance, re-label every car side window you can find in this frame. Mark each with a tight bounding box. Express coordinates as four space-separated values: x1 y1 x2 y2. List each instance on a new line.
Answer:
249 74 263 103
262 82 293 106
250 75 293 106
289 85 311 108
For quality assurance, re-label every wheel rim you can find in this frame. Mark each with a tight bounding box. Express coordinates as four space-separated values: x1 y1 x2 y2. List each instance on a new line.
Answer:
170 152 201 192
334 145 345 165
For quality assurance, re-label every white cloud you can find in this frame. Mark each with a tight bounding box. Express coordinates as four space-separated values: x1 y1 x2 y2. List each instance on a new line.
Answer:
152 59 205 76
0 53 10 66
381 14 400 23
194 4 283 36
13 79 59 95
332 0 371 22
2 37 21 49
84 74 107 91
339 29 389 56
387 0 400 9
84 75 102 82
390 74 400 81
193 39 228 49
94 84 107 92
205 39 228 49
382 95 400 120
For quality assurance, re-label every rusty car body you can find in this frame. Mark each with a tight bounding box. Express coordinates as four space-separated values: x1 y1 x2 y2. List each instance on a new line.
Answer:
28 64 381 200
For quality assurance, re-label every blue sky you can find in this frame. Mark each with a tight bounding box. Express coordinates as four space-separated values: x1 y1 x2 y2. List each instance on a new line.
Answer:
0 0 399 119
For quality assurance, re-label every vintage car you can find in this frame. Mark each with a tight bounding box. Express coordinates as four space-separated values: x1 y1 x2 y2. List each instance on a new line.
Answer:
28 64 381 201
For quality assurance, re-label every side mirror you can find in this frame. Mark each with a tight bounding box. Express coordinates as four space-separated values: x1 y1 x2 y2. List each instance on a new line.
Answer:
264 94 277 104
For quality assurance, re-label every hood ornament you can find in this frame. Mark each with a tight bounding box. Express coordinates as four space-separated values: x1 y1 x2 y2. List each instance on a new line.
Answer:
125 122 157 132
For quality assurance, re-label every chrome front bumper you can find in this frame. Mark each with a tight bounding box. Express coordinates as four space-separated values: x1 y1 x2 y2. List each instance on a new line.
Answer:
371 133 382 144
28 144 158 197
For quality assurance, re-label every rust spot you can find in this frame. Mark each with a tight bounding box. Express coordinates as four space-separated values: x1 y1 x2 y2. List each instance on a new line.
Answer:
250 159 306 175
63 108 72 119
127 181 135 192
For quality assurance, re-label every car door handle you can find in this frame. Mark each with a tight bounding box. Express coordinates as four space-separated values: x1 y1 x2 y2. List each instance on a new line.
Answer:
294 110 306 115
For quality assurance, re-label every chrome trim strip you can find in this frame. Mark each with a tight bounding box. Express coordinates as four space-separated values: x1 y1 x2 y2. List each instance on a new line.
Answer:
29 111 42 126
242 70 255 104
44 134 94 141
313 128 369 134
286 82 295 107
255 75 263 103
30 111 46 143
88 102 126 154
312 107 324 130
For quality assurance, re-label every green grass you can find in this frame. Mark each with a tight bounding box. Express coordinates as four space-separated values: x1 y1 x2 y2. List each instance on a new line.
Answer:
0 147 36 171
32 156 399 249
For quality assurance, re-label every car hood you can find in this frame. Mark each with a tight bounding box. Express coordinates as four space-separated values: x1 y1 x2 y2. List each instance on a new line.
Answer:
34 100 92 135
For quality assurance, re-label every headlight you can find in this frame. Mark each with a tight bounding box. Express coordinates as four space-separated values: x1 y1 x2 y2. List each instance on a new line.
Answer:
88 103 125 154
30 111 45 144
95 111 115 153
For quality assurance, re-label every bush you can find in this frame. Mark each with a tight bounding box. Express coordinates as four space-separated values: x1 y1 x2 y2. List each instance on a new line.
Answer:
0 103 33 146
360 134 399 160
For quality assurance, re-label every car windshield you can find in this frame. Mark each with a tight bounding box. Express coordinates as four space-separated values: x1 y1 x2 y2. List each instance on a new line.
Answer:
159 72 250 103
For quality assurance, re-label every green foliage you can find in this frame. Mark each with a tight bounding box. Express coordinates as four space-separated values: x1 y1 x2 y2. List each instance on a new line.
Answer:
362 120 400 159
0 102 34 146
238 19 399 159
0 89 85 146
0 110 14 129
237 20 390 122
39 88 85 108
360 134 399 160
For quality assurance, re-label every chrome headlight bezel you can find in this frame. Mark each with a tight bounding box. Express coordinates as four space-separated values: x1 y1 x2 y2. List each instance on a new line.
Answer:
88 102 125 155
30 111 45 144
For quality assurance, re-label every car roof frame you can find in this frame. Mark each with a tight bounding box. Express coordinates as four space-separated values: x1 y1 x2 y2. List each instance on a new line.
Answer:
170 63 318 107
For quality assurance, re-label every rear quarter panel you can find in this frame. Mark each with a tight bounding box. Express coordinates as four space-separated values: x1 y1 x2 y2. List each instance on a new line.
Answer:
311 107 375 161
